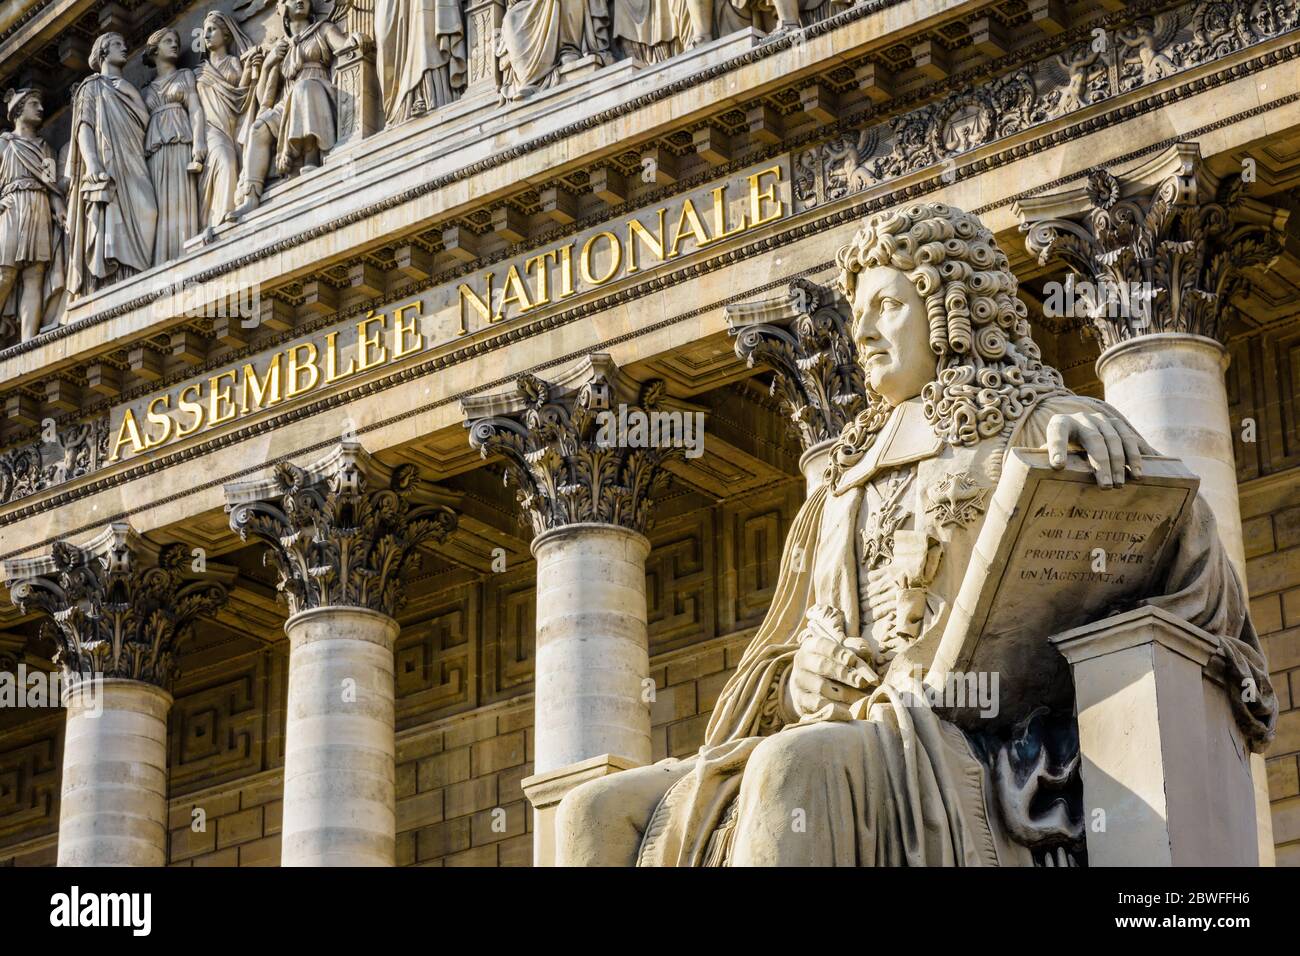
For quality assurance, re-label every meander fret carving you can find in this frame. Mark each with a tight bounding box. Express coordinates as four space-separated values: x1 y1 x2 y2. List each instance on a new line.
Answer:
1018 144 1289 348
464 356 691 536
225 442 459 618
729 277 866 451
2 523 230 689
791 0 1300 212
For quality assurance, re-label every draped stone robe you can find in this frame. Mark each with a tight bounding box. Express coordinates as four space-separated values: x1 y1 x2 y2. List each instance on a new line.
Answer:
378 0 467 123
599 392 1276 867
65 74 158 294
0 131 66 327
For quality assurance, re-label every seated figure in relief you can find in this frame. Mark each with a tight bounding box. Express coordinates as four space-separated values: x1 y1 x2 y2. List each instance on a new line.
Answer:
0 88 66 342
227 0 366 220
555 202 1277 866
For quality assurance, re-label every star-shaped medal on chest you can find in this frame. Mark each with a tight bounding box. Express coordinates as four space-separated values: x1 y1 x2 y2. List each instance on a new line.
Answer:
860 471 912 570
925 470 989 530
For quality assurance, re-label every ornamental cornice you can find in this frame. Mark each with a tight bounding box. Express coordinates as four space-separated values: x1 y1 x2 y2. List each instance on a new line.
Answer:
0 31 1298 531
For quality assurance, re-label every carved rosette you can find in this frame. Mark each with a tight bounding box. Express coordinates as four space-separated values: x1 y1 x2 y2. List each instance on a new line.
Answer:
1018 143 1290 349
225 443 457 619
3 523 229 689
727 278 867 451
464 356 690 537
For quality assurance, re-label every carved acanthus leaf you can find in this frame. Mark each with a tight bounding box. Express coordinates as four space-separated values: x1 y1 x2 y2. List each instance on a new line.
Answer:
226 443 457 618
3 523 229 689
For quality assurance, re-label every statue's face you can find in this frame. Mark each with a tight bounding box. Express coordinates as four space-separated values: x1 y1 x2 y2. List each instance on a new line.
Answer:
203 19 227 52
286 0 312 18
106 35 128 67
156 30 180 61
18 95 43 124
850 265 935 406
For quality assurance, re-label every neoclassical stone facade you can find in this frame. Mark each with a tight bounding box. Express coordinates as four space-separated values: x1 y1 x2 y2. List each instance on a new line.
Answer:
0 0 1298 868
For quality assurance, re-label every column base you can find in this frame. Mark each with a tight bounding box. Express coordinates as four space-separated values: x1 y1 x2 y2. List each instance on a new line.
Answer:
522 754 642 866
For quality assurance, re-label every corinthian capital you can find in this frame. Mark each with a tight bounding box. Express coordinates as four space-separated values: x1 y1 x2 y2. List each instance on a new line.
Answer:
726 278 867 450
1015 142 1290 349
463 355 699 537
2 523 230 689
224 443 458 619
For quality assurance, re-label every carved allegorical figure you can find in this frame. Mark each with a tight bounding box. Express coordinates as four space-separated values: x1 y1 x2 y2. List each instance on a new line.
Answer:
65 33 158 295
196 11 262 230
554 203 1276 866
0 89 66 342
144 28 209 263
496 0 609 100
377 0 467 124
228 0 365 220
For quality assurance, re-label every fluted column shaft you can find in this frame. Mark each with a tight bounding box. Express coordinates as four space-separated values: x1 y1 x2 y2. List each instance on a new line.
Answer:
1097 334 1244 575
57 679 172 866
531 524 652 774
281 607 398 866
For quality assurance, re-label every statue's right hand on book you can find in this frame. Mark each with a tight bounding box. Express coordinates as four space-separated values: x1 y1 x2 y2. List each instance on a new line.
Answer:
788 604 880 722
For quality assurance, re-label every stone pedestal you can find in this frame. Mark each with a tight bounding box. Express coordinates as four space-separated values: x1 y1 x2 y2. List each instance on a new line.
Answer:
521 753 640 866
335 44 382 147
1052 605 1259 866
531 523 653 774
57 679 172 867
1096 333 1243 574
281 606 400 867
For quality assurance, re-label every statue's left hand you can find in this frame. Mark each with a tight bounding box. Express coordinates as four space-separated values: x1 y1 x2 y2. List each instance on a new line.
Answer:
1045 410 1155 488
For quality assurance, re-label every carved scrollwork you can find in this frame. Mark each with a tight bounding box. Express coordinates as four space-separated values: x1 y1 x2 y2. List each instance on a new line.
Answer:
728 278 866 450
1018 145 1288 349
3 523 229 689
465 356 690 537
225 442 457 618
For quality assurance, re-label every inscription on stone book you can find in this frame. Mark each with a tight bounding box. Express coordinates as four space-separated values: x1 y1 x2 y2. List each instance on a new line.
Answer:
931 449 1199 730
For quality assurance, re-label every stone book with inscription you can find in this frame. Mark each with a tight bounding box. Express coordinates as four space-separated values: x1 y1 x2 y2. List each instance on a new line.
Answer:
928 448 1200 731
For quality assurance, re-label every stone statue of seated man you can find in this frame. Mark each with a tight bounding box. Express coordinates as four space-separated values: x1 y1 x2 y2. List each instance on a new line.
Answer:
554 202 1277 867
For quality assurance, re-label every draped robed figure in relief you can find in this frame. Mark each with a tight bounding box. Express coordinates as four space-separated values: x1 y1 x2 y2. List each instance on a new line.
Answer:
553 203 1277 866
196 11 262 231
228 0 365 220
64 32 158 295
377 0 467 123
143 28 209 263
0 89 65 342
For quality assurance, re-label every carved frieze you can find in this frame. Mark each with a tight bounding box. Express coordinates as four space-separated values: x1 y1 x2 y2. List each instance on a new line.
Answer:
791 0 1300 212
0 416 108 508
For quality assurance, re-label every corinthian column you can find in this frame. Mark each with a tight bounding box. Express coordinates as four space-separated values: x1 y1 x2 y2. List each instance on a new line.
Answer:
726 278 866 494
1016 141 1290 866
3 524 230 866
463 355 693 863
1016 142 1289 577
225 443 456 866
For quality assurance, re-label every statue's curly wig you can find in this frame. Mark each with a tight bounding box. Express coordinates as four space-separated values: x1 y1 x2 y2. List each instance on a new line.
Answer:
826 202 1066 485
